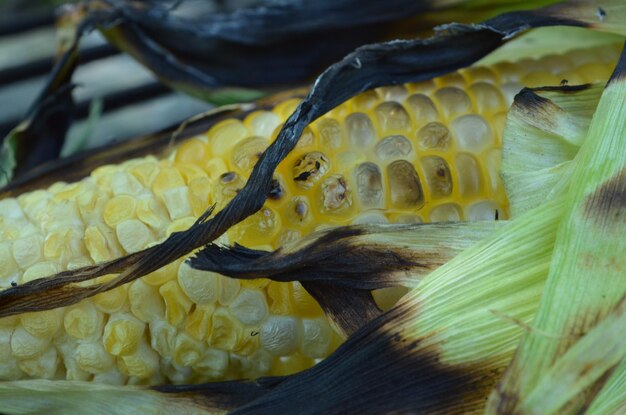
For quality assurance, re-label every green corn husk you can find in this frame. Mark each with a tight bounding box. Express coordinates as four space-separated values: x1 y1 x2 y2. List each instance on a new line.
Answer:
586 357 626 414
486 45 626 414
500 84 603 217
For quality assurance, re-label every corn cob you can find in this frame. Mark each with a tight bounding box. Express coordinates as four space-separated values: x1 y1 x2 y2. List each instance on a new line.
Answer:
0 45 619 386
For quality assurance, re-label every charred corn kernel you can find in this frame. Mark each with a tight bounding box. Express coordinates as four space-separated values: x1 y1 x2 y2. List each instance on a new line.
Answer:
0 46 619 385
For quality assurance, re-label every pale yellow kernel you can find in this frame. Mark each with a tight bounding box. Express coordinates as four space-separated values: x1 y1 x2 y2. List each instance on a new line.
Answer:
352 212 388 225
316 118 344 149
376 85 408 102
247 111 281 137
129 161 159 188
67 257 93 270
116 219 153 254
267 282 292 315
149 320 177 358
152 167 185 197
43 228 86 266
84 225 115 263
0 198 24 219
75 342 115 374
469 82 506 114
273 98 301 119
294 126 315 149
0 316 18 329
161 186 193 220
301 318 333 359
11 235 43 269
345 113 376 149
235 349 274 379
435 72 466 88
456 153 483 198
160 280 193 327
416 121 451 151
208 308 243 351
102 313 145 356
42 201 84 235
20 309 62 338
406 94 438 125
129 279 165 323
0 328 22 379
92 370 127 385
135 197 167 231
143 258 182 286
467 200 499 221
578 62 614 83
451 114 495 152
421 156 453 198
177 165 208 186
228 207 281 246
231 136 270 173
434 87 472 119
18 190 51 224
211 171 245 208
486 148 503 194
219 277 241 306
0 242 19 283
230 288 268 326
177 262 219 305
193 348 229 376
93 280 128 314
409 79 437 94
18 347 58 379
103 195 137 227
492 61 522 82
11 326 50 359
463 66 499 83
203 158 229 180
261 316 299 356
500 82 523 106
291 282 324 317
174 332 204 366
166 217 197 236
188 177 212 217
372 286 409 311
387 160 424 209
208 119 249 156
64 302 105 340
175 138 209 166
21 262 59 283
429 203 463 222
521 71 560 88
157 361 190 384
118 341 159 379
185 304 215 341
75 189 106 226
111 172 144 196
375 101 412 133
352 89 379 111
375 135 413 160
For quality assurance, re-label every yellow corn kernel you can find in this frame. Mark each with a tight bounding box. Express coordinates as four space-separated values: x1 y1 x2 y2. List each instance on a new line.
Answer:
102 313 145 356
0 45 619 385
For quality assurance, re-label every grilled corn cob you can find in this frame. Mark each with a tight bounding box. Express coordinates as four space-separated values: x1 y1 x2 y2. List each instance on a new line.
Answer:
0 45 620 386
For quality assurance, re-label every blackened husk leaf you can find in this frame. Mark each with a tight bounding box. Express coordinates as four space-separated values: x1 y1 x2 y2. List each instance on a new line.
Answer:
93 0 440 93
0 17 85 186
0 0 620 324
